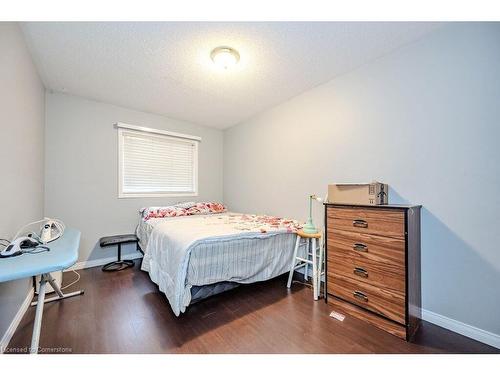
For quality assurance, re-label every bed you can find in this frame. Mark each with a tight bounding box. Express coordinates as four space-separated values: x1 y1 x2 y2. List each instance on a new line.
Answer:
136 203 304 316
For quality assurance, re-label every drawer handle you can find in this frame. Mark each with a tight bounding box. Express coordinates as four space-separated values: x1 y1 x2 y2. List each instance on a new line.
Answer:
353 243 368 252
353 267 368 278
352 219 368 228
353 291 368 302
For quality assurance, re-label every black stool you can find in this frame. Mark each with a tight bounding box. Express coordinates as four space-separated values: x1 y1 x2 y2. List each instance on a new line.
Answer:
99 234 140 272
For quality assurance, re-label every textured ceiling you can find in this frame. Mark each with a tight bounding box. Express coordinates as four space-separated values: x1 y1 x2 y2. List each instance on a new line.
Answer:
21 22 442 129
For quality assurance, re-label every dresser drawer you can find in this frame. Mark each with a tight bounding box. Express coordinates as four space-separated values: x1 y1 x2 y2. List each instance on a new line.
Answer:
327 273 405 324
327 207 405 239
328 253 405 293
327 296 407 339
327 229 405 271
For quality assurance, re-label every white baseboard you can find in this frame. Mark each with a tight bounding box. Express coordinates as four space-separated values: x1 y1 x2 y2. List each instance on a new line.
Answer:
0 287 34 354
422 309 500 349
65 252 143 272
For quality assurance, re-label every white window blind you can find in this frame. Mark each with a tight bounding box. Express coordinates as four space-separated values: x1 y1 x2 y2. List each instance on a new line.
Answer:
118 126 198 198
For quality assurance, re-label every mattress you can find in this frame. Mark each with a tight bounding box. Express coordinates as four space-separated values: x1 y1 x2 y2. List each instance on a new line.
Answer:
136 213 304 315
136 217 155 253
190 281 239 304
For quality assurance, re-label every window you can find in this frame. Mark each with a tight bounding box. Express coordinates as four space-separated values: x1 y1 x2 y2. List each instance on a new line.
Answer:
117 123 199 198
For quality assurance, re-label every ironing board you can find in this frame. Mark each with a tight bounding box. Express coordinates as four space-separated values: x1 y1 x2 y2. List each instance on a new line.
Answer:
0 228 83 354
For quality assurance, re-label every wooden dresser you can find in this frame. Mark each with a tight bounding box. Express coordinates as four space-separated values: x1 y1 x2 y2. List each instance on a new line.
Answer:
324 203 421 340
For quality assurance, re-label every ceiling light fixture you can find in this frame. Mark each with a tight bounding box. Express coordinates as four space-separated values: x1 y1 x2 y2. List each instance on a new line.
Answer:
210 46 240 70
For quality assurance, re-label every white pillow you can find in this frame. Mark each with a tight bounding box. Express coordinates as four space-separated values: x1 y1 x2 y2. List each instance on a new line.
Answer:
174 201 197 209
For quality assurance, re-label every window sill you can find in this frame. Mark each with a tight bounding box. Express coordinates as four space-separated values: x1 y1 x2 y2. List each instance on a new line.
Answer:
118 192 199 199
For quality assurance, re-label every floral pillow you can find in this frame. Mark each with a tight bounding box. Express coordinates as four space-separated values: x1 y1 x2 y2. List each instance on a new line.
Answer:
186 202 226 215
140 202 226 221
141 206 188 221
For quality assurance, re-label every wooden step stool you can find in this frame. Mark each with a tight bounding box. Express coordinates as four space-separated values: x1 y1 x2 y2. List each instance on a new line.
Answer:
286 229 324 300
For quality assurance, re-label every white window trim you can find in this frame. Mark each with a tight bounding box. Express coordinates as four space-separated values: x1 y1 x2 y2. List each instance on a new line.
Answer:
117 124 199 199
115 122 202 142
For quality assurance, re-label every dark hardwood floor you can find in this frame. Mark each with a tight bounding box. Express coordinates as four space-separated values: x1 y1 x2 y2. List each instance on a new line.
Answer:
7 263 499 354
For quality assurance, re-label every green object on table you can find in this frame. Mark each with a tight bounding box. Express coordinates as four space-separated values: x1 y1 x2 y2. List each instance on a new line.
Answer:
303 194 322 234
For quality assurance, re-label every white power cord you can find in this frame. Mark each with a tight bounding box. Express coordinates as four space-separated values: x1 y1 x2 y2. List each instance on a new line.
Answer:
13 217 65 243
13 218 47 240
61 270 80 291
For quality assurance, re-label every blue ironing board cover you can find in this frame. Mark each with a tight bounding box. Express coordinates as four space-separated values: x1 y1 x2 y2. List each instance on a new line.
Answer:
0 228 80 283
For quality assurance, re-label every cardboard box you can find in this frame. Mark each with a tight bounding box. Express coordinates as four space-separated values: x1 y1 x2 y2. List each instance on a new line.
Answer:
328 182 389 205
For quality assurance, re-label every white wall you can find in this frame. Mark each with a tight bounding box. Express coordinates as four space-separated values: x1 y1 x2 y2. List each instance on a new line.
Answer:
45 93 224 263
0 23 45 342
224 23 500 337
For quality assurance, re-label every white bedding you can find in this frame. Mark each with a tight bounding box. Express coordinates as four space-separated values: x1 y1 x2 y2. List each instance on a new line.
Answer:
139 213 302 315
